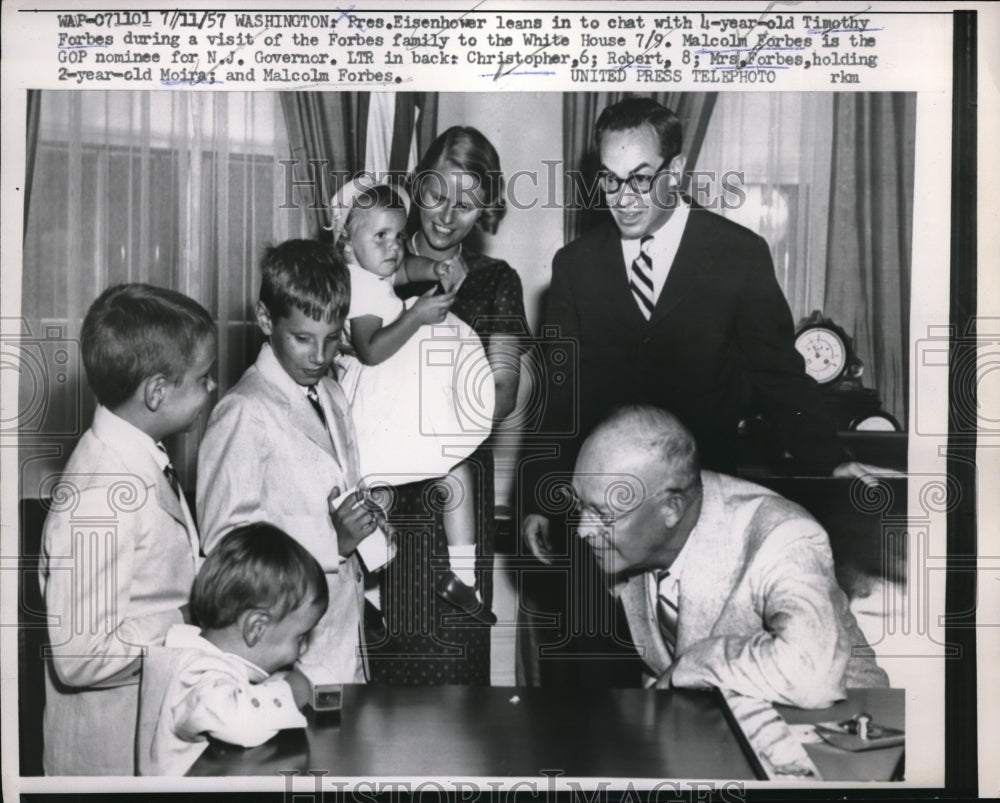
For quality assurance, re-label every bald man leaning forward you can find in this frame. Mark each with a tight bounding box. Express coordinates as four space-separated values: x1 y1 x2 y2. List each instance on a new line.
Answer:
569 405 888 706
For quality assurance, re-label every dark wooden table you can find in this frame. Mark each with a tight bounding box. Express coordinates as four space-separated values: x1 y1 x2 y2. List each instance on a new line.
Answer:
190 684 760 779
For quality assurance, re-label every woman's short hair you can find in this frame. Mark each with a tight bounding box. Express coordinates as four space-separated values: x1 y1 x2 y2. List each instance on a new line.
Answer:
191 523 329 629
410 126 506 234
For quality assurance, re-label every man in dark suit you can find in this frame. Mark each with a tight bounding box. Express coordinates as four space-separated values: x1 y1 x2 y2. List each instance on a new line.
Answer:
518 97 893 686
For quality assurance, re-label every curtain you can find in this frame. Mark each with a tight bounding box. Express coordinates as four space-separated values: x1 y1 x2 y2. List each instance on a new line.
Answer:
695 93 914 427
365 92 438 176
24 90 42 239
562 92 717 242
20 91 309 496
698 93 835 320
279 92 438 234
825 94 915 427
279 92 365 237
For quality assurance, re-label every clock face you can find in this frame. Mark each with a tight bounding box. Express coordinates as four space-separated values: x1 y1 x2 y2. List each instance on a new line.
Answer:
852 413 901 432
795 327 847 384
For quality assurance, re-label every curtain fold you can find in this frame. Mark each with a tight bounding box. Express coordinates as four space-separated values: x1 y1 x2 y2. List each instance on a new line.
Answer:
416 93 439 164
825 94 915 426
697 93 835 321
791 95 836 320
24 89 42 239
279 92 438 235
278 92 363 236
562 92 718 242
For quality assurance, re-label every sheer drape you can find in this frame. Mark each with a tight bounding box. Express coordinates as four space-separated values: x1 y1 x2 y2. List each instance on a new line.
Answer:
24 90 42 239
20 91 309 496
698 93 835 319
696 93 914 426
825 94 914 427
562 92 717 242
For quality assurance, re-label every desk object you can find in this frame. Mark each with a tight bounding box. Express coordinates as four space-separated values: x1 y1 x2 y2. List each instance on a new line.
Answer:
794 312 902 432
190 685 759 779
815 713 904 751
295 664 343 713
740 312 903 459
777 688 905 781
331 488 393 571
721 688 903 781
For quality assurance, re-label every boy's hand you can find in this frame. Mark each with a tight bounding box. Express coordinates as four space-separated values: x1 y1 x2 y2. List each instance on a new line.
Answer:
434 255 468 293
408 285 456 326
328 487 379 557
654 663 676 689
284 667 311 709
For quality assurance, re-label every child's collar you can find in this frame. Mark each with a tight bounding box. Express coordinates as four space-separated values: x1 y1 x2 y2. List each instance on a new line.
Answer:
165 623 270 683
91 404 163 466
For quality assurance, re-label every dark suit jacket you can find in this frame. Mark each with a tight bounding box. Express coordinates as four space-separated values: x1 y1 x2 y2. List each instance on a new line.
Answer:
526 206 844 514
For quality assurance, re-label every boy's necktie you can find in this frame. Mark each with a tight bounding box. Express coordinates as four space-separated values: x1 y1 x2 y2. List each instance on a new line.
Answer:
656 570 678 658
630 234 655 320
156 443 200 566
157 444 182 500
306 384 327 426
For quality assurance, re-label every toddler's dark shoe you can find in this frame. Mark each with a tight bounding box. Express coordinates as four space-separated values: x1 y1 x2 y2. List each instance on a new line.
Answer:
435 571 497 625
363 599 388 645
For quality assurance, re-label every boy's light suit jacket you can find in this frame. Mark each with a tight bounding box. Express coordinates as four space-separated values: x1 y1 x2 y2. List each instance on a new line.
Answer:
39 405 198 775
197 344 366 682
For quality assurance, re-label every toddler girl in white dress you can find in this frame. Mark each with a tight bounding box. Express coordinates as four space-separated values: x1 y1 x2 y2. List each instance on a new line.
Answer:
331 179 496 623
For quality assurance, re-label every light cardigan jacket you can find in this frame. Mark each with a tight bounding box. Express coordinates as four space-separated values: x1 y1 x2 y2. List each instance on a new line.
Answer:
617 471 889 708
138 624 305 775
197 343 366 682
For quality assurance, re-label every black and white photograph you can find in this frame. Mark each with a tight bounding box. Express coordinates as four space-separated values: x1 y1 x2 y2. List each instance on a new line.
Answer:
0 1 993 800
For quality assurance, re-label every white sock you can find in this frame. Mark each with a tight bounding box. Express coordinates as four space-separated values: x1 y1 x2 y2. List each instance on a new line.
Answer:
447 543 477 588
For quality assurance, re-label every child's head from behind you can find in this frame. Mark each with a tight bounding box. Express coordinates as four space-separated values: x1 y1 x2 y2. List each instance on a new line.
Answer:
334 184 408 278
256 239 350 387
191 523 329 673
81 283 216 433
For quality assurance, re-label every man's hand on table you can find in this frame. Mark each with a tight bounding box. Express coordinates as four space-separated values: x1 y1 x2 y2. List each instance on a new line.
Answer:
832 461 906 488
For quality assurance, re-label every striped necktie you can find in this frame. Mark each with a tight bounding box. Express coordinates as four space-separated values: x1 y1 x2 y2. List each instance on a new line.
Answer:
630 235 655 319
306 384 327 426
656 571 678 658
